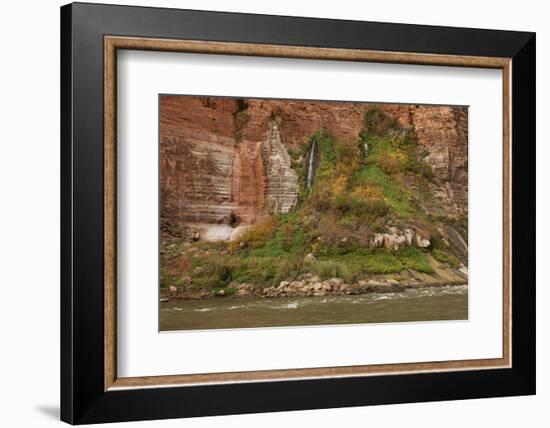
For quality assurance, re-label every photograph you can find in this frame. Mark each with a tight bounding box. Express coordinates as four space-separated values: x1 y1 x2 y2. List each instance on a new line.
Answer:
54 1 536 425
159 95 469 331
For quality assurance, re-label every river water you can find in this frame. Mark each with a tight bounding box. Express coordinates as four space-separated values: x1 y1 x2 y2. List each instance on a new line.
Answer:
160 284 468 331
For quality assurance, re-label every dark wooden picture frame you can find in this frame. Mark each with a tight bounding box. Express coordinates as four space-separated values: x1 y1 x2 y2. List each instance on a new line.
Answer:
61 2 535 424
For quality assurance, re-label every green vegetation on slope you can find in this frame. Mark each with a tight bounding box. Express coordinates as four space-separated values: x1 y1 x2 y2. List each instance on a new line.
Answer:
161 107 464 291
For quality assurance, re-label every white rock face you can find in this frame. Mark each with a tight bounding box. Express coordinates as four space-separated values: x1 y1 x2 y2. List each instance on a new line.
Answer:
262 120 298 213
369 229 431 250
187 224 233 241
369 233 385 248
404 229 414 246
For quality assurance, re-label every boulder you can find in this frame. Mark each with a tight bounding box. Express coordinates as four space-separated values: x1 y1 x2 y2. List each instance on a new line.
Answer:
404 229 415 246
395 235 406 249
369 233 384 248
328 278 343 287
383 233 407 250
236 283 254 295
321 282 332 291
415 234 431 248
277 281 290 290
304 252 316 264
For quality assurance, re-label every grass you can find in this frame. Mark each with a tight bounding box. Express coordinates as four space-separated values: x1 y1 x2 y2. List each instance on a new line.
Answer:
313 261 355 283
354 164 415 217
318 247 434 275
432 249 461 268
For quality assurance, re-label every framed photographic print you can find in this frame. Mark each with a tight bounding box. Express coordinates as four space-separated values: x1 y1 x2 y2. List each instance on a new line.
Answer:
60 2 535 424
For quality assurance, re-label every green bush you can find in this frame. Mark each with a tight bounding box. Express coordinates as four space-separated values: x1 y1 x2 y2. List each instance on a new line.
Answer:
273 257 303 285
363 107 400 137
313 261 354 282
235 110 250 127
193 256 235 288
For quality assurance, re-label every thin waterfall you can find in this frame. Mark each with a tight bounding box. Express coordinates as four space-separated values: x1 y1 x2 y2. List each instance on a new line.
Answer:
307 140 316 190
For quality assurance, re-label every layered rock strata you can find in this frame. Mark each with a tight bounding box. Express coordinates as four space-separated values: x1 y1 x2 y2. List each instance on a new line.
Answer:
381 104 468 214
261 120 298 213
160 96 468 238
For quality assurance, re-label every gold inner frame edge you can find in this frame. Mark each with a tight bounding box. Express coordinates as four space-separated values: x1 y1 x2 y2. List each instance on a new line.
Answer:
104 36 512 391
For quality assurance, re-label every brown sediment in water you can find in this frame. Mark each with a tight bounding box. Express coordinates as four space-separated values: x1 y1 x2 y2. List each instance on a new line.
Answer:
159 284 469 331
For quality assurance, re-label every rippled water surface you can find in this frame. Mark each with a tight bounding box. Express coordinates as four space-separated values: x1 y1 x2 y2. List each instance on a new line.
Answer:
160 285 468 331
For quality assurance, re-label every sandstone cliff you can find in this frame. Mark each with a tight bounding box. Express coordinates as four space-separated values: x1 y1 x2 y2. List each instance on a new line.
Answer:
160 96 467 236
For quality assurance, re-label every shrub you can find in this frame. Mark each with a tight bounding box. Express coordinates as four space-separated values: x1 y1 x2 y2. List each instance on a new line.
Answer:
351 184 384 201
235 110 250 127
160 271 188 289
313 261 356 283
363 107 400 137
230 256 277 285
404 155 435 180
338 264 355 283
335 138 360 166
332 191 390 225
273 257 303 285
228 211 239 227
308 184 332 213
230 216 277 251
378 151 406 175
193 256 235 288
314 261 339 280
281 222 294 250
312 130 337 173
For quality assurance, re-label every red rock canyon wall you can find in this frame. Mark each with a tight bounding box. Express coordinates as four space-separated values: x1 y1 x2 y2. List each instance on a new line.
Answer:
160 96 468 229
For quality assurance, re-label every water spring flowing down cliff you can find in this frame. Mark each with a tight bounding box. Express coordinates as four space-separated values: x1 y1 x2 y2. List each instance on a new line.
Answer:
307 139 316 190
